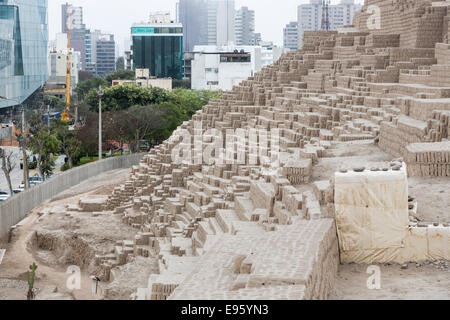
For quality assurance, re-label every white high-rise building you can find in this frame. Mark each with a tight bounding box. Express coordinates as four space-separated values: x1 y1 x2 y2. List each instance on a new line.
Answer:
235 6 255 46
191 44 288 91
207 0 235 46
48 49 81 95
283 21 299 52
297 0 361 48
62 3 84 32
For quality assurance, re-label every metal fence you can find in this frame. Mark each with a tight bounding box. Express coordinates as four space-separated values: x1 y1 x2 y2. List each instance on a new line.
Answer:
0 153 145 240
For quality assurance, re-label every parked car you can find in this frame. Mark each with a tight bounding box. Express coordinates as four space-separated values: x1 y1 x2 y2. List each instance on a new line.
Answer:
28 175 43 186
139 140 150 152
13 188 23 194
0 191 10 202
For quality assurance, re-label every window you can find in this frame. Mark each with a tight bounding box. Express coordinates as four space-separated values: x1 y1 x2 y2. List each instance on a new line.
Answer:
132 35 183 79
207 81 218 86
132 27 183 35
220 54 251 63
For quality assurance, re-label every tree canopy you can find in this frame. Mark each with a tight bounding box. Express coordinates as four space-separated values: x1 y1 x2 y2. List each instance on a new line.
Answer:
86 84 170 112
104 69 135 87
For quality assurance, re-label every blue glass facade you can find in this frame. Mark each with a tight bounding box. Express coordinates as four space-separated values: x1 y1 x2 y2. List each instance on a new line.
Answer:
132 24 183 80
0 0 48 109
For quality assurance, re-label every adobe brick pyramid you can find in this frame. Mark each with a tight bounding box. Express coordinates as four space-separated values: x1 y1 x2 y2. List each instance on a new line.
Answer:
96 0 450 299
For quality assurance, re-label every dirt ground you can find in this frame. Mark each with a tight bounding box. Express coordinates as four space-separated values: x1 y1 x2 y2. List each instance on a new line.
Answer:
0 168 134 300
408 177 450 223
329 263 450 300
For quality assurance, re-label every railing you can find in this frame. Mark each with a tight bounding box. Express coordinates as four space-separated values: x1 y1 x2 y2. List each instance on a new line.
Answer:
0 153 145 240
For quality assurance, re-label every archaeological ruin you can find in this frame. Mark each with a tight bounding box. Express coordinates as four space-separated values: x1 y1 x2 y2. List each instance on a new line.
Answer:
1 0 449 300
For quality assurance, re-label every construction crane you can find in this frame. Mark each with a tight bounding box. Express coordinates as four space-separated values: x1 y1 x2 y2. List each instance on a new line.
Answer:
61 7 72 123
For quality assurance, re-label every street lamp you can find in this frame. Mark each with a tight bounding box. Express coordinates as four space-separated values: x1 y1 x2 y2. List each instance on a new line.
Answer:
98 86 104 161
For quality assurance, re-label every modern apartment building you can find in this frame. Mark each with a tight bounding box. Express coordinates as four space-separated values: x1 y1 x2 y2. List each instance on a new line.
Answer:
235 6 255 46
259 42 287 68
0 0 49 109
61 3 116 75
47 49 80 99
191 49 252 91
132 13 183 79
297 0 361 48
61 3 87 69
250 32 262 46
207 0 235 46
61 2 84 33
177 0 240 48
84 30 116 77
283 21 299 52
95 34 116 77
191 44 287 90
85 30 101 75
176 0 208 52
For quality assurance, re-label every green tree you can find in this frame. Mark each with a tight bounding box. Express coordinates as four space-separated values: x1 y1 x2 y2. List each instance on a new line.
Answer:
79 70 94 82
116 57 125 70
76 77 107 100
43 94 65 111
52 119 82 169
76 111 99 157
124 104 182 151
104 69 135 87
172 79 191 89
28 110 61 179
86 84 169 112
169 88 221 120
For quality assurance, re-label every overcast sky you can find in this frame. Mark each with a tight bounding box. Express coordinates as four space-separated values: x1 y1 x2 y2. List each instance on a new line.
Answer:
48 0 364 54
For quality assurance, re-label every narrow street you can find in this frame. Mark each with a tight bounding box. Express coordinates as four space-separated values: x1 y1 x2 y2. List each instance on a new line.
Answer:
0 147 66 193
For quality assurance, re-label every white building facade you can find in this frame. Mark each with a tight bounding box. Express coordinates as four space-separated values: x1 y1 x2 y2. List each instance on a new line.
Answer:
297 0 361 48
235 6 255 46
47 49 80 94
191 44 287 91
207 0 235 46
283 21 299 52
191 51 252 91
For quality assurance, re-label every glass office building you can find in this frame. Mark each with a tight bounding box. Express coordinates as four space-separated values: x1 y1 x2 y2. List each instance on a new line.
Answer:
132 24 183 79
0 0 48 109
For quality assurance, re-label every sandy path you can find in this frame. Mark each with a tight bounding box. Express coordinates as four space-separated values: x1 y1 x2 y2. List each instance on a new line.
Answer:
329 263 450 300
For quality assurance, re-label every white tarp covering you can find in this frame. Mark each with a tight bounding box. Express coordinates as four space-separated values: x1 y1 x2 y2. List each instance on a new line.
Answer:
335 167 409 262
335 166 449 263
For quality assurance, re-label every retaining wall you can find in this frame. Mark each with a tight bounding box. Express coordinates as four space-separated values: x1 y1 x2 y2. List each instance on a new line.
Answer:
0 153 145 240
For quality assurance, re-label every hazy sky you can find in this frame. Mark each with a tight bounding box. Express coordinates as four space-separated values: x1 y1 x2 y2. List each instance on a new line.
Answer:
49 0 364 53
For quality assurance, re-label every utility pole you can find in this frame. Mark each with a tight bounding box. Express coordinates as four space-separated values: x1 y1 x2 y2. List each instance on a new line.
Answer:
98 86 104 161
10 106 13 145
21 105 28 189
47 104 50 134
